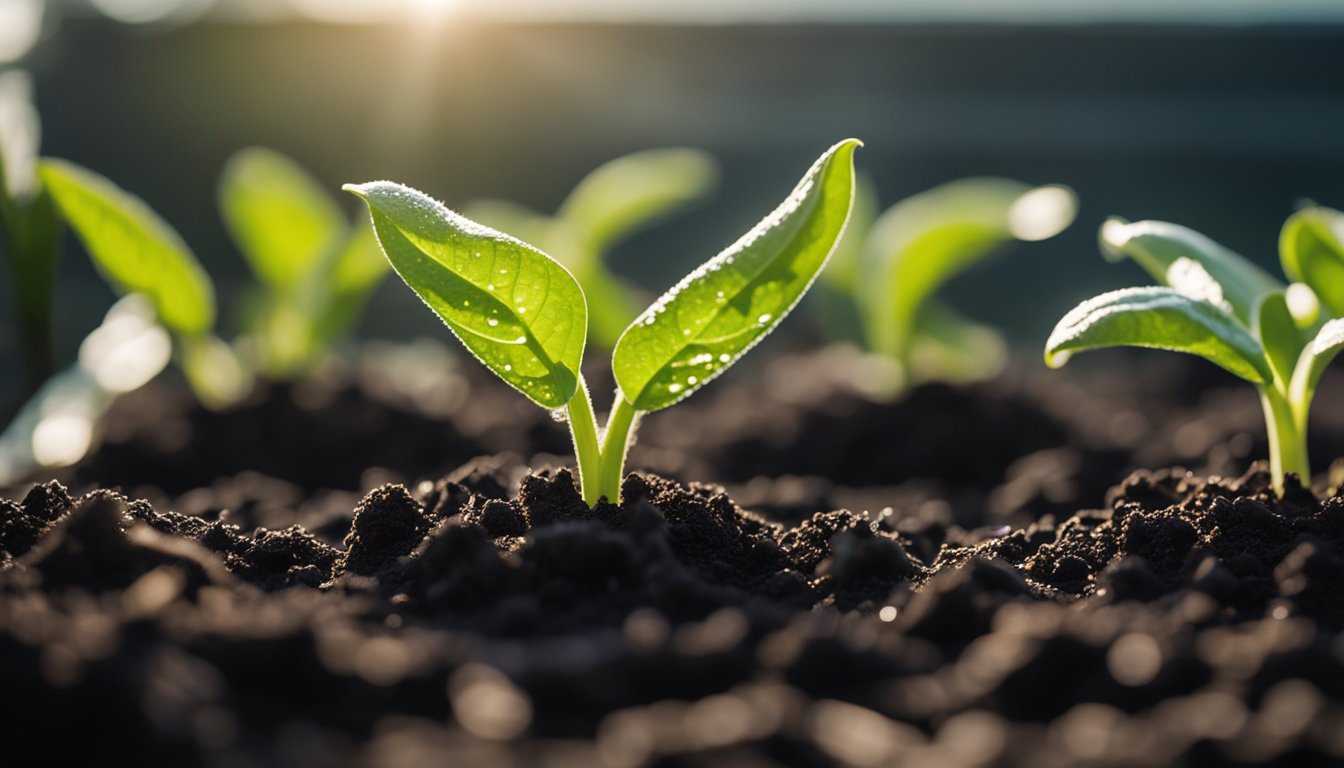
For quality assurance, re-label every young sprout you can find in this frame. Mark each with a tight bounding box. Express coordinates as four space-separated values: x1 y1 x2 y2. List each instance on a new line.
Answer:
463 148 718 350
36 159 250 410
1045 212 1344 494
825 177 1077 398
219 147 389 379
346 139 860 506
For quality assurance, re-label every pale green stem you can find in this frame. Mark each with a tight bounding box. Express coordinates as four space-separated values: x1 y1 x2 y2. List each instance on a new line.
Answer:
1258 385 1310 496
565 376 604 506
596 393 639 505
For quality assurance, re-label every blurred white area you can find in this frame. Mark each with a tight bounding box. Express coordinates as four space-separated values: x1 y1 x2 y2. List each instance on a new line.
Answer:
0 0 42 62
42 0 1344 24
0 70 39 198
0 296 172 483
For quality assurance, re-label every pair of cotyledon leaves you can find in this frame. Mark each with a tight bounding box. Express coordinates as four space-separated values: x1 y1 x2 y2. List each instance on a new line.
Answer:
1045 213 1344 398
346 139 861 414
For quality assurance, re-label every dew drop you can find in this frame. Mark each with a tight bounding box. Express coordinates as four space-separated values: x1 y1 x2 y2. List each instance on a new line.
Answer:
682 329 691 336
517 307 527 313
514 336 526 343
687 376 698 385
718 354 731 363
487 284 496 291
504 364 512 371
499 268 508 274
487 318 499 327
757 313 773 324
667 383 683 394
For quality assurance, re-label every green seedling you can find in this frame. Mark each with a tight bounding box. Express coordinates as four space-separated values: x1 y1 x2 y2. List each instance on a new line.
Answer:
219 147 389 379
346 139 860 506
463 148 718 349
37 159 249 409
1045 213 1344 495
826 177 1077 398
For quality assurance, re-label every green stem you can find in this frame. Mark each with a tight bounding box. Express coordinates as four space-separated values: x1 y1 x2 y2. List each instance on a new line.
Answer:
566 375 604 506
596 393 639 505
1258 385 1310 495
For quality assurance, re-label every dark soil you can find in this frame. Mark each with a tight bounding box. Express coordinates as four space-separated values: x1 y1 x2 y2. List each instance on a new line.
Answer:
5 343 1344 766
4 460 1344 767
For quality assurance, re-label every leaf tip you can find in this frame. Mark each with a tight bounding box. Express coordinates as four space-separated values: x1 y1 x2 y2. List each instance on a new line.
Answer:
1098 216 1133 261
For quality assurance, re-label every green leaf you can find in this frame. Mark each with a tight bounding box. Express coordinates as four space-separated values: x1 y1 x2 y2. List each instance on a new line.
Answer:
219 147 344 293
1280 207 1344 317
309 221 390 349
345 181 586 409
556 147 718 258
1257 292 1305 385
907 300 1007 386
1297 318 1344 401
38 158 215 335
612 138 861 412
861 178 1075 359
460 198 553 249
1045 286 1272 385
1099 217 1282 326
821 170 879 293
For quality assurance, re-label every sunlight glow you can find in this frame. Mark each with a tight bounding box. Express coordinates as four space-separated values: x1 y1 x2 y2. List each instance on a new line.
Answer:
1008 184 1077 242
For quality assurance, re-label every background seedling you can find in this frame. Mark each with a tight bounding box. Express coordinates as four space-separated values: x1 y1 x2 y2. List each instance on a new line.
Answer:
219 147 389 379
824 177 1077 399
347 139 859 506
1045 213 1344 494
463 148 718 350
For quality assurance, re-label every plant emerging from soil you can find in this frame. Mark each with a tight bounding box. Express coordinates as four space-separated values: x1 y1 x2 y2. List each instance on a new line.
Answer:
463 148 718 350
1046 212 1344 494
346 139 860 506
823 177 1076 398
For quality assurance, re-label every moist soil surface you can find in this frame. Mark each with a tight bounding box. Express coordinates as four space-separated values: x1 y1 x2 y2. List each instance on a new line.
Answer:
4 462 1344 767
4 344 1344 766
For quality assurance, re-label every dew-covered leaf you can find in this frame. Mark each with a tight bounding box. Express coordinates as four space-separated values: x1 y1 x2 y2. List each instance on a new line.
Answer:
345 181 586 409
38 158 215 335
1099 218 1282 326
219 147 344 293
1280 206 1344 317
1045 286 1272 385
612 139 860 412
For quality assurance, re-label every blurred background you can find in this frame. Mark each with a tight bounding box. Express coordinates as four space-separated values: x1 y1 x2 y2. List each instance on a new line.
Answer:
3 0 1344 413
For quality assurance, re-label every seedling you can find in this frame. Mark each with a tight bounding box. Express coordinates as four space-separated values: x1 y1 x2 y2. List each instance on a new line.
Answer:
37 158 249 409
346 139 860 505
463 148 718 349
824 177 1076 398
219 147 389 379
1045 213 1344 494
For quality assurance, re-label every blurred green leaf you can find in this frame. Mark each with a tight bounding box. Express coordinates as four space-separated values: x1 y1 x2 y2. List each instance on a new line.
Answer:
219 147 344 293
309 221 390 350
346 181 586 409
821 170 878 293
1100 218 1282 327
557 147 718 258
613 139 860 412
861 178 1076 361
1280 207 1344 317
908 300 1008 386
38 158 215 335
1045 286 1271 384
